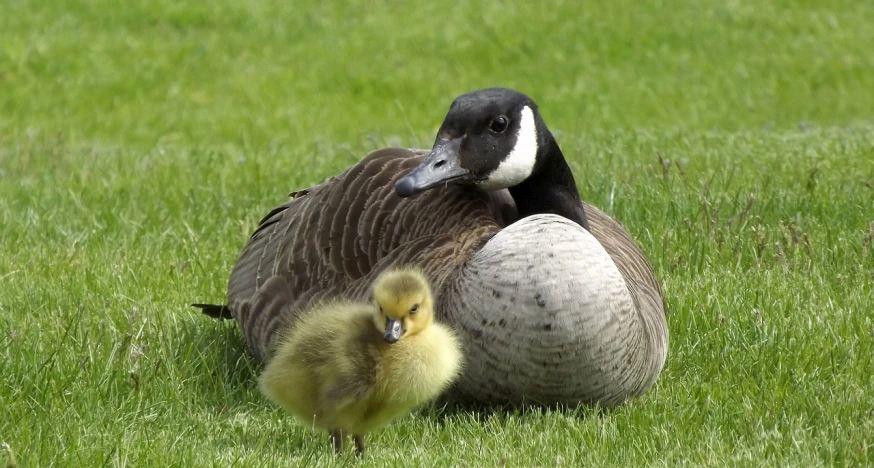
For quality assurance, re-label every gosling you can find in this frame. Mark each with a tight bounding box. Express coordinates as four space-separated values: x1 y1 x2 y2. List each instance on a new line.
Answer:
258 268 463 456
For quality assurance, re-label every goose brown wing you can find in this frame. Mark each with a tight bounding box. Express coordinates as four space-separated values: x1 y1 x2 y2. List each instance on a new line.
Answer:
225 148 504 360
583 202 665 316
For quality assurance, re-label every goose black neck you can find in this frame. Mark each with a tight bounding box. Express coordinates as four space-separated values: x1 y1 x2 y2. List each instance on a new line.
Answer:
508 138 590 230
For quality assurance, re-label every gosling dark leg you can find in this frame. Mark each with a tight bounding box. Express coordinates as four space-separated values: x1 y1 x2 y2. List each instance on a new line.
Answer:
353 434 365 456
330 429 344 454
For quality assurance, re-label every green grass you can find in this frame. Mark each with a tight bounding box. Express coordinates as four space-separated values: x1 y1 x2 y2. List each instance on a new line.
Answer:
2 0 873 466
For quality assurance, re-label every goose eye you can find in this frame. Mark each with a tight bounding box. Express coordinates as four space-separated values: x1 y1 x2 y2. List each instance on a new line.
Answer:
489 116 509 133
410 304 419 314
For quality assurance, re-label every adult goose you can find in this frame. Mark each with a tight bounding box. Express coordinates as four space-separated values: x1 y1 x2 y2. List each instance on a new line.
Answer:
196 88 668 407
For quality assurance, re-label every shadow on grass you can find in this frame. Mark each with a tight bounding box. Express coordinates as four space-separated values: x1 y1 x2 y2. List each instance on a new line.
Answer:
421 390 615 428
173 312 262 399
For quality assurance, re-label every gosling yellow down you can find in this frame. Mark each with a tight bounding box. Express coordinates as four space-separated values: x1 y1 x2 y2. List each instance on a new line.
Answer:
258 268 463 455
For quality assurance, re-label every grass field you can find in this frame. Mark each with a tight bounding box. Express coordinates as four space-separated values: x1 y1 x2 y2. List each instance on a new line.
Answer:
2 0 874 466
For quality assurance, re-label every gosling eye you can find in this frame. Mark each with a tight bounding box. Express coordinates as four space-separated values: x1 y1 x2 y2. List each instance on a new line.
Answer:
409 304 419 314
489 116 509 134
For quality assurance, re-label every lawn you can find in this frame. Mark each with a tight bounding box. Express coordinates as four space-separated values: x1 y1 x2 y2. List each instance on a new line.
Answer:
2 0 873 466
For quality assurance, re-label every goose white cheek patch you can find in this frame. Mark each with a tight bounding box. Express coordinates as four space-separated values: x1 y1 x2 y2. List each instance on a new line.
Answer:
478 105 538 190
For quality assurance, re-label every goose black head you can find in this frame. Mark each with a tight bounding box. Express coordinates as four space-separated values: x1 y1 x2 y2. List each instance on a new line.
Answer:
396 88 589 229
396 88 551 196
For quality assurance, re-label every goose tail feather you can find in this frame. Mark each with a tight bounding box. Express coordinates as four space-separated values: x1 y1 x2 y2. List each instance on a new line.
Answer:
191 303 234 319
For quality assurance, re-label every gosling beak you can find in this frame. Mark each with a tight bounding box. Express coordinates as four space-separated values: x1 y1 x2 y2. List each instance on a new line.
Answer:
383 318 403 343
395 138 469 197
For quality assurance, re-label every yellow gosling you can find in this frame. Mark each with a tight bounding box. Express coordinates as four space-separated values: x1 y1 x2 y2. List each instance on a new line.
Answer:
258 268 463 456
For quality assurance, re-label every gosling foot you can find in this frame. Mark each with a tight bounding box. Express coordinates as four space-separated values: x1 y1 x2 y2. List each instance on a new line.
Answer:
353 434 365 457
329 429 344 454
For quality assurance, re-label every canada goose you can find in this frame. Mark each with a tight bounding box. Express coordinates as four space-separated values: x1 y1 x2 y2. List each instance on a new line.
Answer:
259 268 462 456
195 88 668 407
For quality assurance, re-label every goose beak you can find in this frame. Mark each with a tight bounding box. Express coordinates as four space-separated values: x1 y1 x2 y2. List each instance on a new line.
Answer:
395 139 469 197
383 318 404 343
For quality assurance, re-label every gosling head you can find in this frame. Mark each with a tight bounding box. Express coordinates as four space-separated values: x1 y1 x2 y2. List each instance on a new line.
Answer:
370 268 434 344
